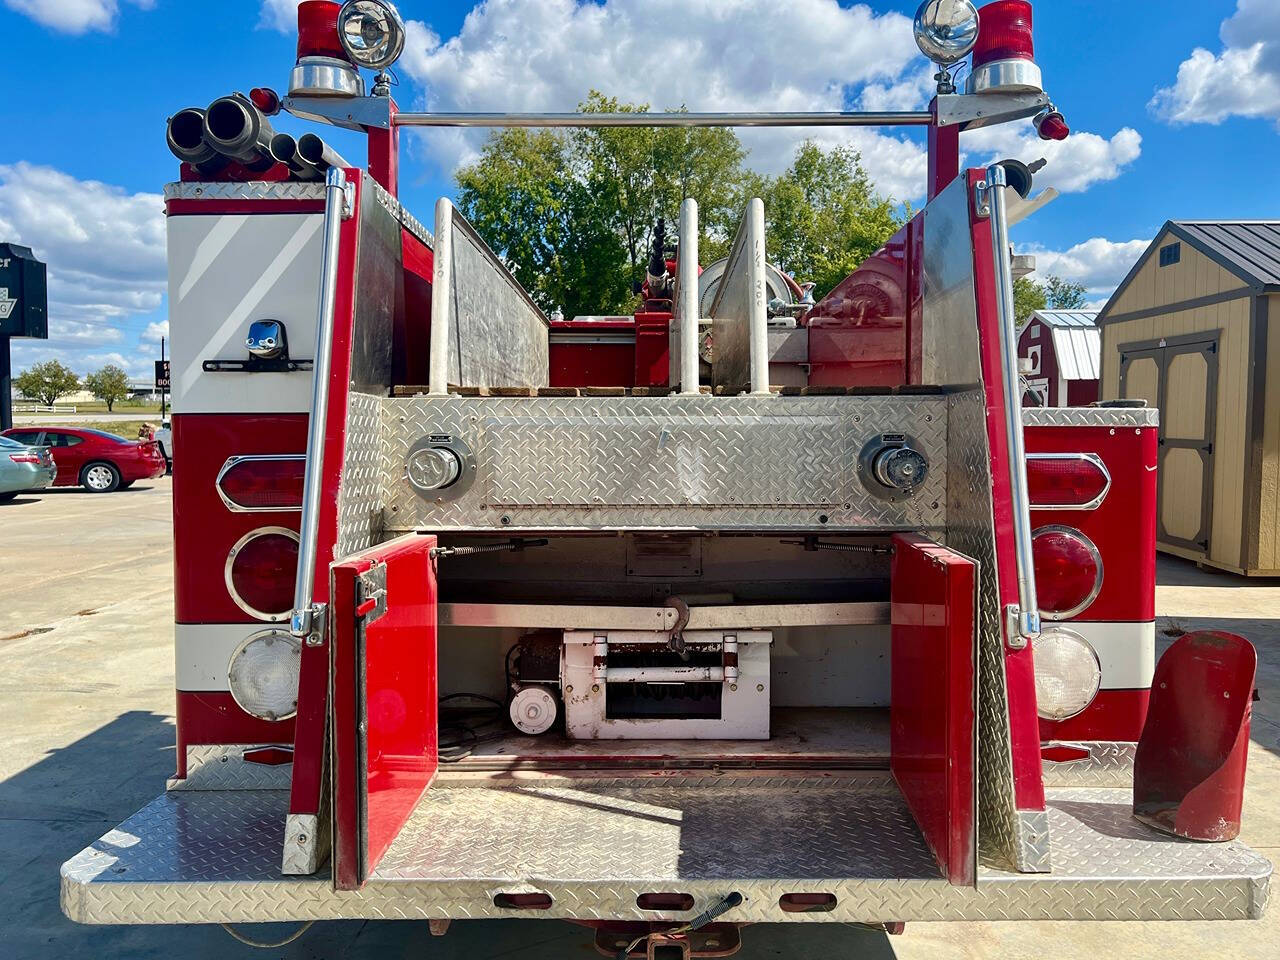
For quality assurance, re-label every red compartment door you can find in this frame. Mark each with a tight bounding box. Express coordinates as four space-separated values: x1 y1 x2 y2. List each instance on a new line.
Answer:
331 532 439 889
890 533 978 885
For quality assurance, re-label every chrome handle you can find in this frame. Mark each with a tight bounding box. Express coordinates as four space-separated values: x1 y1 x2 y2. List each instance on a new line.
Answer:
290 166 349 645
981 163 1041 646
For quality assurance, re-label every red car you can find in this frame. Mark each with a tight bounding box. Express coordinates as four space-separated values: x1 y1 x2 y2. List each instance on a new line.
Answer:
0 427 167 492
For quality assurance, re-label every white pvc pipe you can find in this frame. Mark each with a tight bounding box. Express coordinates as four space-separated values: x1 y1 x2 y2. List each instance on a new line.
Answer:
428 197 454 395
746 197 769 394
678 198 700 394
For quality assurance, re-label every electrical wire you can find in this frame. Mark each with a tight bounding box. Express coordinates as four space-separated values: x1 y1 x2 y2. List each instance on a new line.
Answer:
438 692 508 762
221 921 314 948
615 892 743 959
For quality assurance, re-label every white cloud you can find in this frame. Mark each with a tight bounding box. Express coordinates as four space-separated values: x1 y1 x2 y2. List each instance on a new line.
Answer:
1019 236 1152 296
1151 0 1280 125
962 124 1142 195
259 0 301 32
0 163 166 370
140 320 168 344
4 0 153 35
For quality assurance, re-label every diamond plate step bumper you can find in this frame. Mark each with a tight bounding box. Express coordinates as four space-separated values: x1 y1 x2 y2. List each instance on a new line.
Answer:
61 777 1270 925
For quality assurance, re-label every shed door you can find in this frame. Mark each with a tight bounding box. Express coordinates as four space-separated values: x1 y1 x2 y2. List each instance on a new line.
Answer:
1120 338 1218 553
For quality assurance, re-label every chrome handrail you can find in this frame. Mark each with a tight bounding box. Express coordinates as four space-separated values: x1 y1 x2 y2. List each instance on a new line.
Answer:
982 163 1041 645
391 111 933 129
676 198 700 395
290 166 349 645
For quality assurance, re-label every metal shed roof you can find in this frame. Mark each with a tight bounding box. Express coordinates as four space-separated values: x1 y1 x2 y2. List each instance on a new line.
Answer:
1028 309 1100 381
1172 221 1280 288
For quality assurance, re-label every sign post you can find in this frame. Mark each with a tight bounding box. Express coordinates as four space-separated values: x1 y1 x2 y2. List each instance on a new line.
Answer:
155 351 170 420
0 243 49 431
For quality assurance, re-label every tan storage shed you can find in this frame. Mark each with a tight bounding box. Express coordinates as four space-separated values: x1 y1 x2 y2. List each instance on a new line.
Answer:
1099 221 1280 576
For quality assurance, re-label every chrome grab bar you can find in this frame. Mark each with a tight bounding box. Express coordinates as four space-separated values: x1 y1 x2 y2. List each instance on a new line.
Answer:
981 163 1041 646
392 110 933 129
676 198 700 395
290 166 349 645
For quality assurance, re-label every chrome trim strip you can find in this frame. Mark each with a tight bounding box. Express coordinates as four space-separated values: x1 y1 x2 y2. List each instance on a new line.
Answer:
163 181 328 202
1026 452 1112 511
224 527 301 622
215 454 306 513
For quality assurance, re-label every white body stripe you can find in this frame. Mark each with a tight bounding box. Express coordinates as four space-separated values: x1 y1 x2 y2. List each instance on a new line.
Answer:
176 623 253 691
1068 620 1155 690
168 213 323 415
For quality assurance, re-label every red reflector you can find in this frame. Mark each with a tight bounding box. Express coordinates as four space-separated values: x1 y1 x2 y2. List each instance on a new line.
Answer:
1033 526 1103 619
296 0 346 61
973 0 1035 66
1042 744 1091 763
1027 455 1110 509
227 529 299 620
243 746 294 766
218 456 306 511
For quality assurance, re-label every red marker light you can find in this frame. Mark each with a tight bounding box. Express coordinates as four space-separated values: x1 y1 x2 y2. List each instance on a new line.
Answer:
1027 454 1109 509
1035 110 1070 142
1033 526 1103 619
250 87 281 116
217 456 306 512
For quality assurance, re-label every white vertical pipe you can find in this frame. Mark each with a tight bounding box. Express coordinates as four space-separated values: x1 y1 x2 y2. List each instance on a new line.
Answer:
746 197 769 394
428 197 454 395
678 198 700 394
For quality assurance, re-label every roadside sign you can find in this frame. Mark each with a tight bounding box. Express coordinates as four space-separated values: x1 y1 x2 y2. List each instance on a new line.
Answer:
155 359 171 391
0 243 48 339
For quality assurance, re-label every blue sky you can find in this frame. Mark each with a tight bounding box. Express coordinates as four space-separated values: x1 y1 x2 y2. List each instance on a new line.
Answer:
1 0 1277 377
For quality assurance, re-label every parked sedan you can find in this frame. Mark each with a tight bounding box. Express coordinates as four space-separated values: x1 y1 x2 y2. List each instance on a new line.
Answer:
0 427 167 493
0 435 56 501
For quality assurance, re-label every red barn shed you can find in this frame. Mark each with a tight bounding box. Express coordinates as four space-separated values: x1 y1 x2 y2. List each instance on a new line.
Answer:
1018 309 1100 406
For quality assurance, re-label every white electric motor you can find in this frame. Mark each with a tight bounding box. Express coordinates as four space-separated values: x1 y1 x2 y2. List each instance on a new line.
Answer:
509 685 558 735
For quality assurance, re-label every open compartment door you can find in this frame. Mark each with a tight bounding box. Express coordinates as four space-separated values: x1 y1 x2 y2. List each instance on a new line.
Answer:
331 533 439 890
890 533 978 885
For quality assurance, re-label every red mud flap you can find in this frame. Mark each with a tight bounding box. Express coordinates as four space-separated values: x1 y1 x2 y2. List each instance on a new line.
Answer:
1133 630 1257 841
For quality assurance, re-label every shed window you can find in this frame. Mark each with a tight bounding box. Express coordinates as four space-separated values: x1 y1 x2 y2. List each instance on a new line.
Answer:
1159 242 1181 267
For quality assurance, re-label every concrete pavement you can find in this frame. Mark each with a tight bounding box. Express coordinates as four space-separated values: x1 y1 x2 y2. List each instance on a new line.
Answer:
1 480 1276 958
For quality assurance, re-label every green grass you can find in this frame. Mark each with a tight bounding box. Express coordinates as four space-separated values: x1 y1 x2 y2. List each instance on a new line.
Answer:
64 420 156 440
73 401 164 414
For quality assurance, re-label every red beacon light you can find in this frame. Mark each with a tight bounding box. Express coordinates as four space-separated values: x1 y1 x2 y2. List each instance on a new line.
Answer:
289 0 364 99
968 0 1043 95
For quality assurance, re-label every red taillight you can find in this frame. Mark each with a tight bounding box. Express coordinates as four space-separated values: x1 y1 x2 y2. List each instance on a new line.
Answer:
1027 454 1110 509
217 456 306 512
296 0 346 60
8 454 40 464
226 528 299 620
1033 526 1103 619
973 0 1035 66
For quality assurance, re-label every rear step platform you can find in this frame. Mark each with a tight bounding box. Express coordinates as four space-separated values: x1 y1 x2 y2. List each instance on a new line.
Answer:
62 774 1270 925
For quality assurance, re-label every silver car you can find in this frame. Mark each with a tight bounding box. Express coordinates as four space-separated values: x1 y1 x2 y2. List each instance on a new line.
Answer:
0 434 56 501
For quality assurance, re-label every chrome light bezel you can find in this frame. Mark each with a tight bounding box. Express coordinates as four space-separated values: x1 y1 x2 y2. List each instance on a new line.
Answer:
337 0 406 71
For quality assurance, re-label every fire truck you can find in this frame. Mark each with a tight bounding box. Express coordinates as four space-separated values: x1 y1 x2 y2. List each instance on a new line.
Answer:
60 1 1269 955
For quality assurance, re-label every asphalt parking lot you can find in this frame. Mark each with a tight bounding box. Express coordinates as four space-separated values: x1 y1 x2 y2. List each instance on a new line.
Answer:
2 479 1278 959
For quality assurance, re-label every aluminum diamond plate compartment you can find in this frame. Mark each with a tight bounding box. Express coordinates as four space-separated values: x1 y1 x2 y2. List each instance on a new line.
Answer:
62 781 1270 926
382 394 947 531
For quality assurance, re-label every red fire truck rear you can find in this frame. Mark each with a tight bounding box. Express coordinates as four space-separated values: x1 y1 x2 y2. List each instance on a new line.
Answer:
60 2 1269 954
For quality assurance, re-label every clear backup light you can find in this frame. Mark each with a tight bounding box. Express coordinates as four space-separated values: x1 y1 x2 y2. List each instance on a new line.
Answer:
967 0 1043 95
225 527 300 621
1034 626 1102 720
227 630 302 721
337 0 406 71
1027 454 1111 509
1032 525 1103 619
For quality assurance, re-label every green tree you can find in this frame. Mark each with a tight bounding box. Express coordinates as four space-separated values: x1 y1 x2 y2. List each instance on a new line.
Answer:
761 141 904 298
14 359 80 407
84 364 131 411
1014 275 1047 325
1044 275 1088 310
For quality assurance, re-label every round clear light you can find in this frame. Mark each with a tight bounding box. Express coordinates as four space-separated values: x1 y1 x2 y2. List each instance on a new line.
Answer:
228 630 302 721
337 0 406 70
1034 627 1102 721
913 0 980 65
